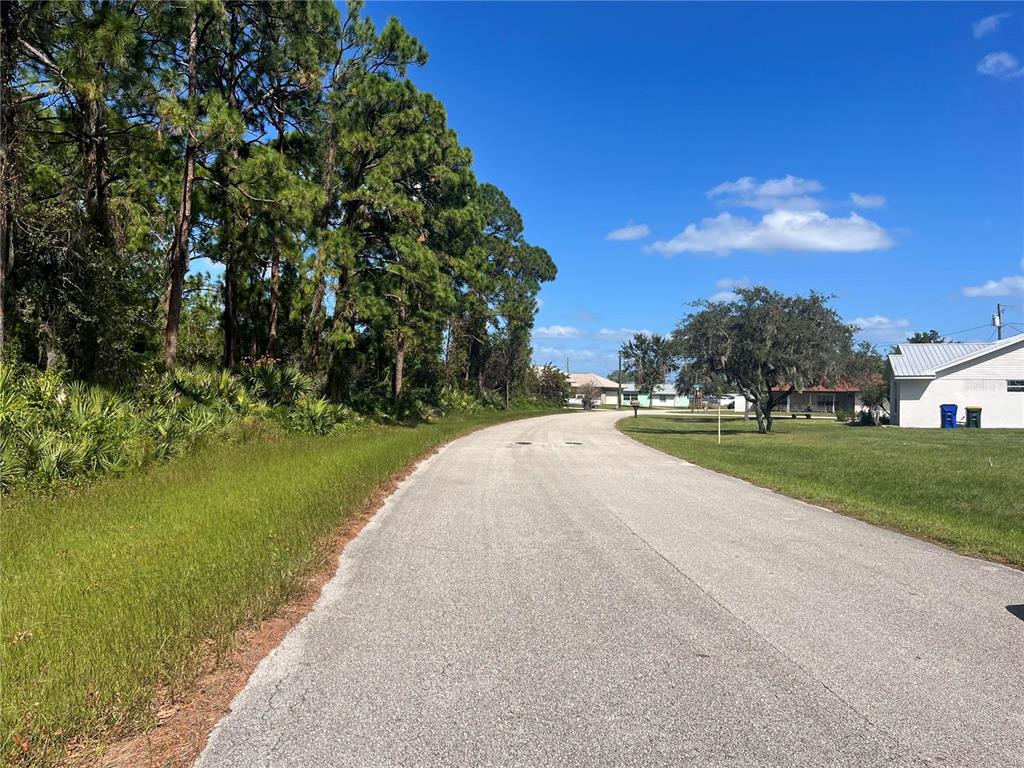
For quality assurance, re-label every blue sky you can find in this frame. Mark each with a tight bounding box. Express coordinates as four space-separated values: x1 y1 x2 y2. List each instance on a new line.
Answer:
366 1 1024 375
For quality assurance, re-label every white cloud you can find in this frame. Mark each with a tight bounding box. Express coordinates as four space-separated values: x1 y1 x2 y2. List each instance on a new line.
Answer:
850 192 886 209
709 292 737 302
976 52 1024 79
973 12 1012 39
535 324 583 339
707 175 824 211
595 327 652 341
534 346 597 361
852 315 912 344
648 210 893 256
962 275 1024 297
710 276 752 302
533 345 624 374
605 223 651 241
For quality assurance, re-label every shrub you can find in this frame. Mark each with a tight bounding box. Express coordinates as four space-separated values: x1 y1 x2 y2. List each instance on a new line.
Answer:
439 388 484 413
285 396 361 435
239 358 314 406
0 361 358 492
477 388 507 410
391 388 441 423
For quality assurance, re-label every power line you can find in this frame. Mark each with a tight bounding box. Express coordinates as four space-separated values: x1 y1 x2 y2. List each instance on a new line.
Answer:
939 323 991 338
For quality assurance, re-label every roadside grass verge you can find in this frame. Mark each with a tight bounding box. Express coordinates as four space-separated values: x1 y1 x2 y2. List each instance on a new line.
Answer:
1 408 554 765
619 415 1024 568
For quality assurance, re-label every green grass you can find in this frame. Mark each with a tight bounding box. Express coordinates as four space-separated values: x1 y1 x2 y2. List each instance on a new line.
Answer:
0 408 553 764
619 414 1024 568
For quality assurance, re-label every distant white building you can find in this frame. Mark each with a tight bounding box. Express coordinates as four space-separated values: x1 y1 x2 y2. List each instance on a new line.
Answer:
567 372 620 406
566 372 689 407
886 336 1024 428
651 384 685 407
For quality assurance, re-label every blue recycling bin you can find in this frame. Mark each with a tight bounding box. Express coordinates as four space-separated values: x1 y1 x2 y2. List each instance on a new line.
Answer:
940 403 957 429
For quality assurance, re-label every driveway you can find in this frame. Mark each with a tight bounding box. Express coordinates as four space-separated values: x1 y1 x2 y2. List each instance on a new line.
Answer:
196 410 1023 767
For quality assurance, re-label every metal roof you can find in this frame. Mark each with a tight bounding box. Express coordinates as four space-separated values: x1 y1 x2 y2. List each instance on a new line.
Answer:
888 342 991 377
567 372 620 389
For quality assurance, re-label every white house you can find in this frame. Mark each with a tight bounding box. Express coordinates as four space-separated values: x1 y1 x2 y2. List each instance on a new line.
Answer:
886 336 1024 428
566 373 690 407
567 372 621 406
652 384 687 407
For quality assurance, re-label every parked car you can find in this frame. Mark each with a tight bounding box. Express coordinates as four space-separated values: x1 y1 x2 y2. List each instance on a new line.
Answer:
704 395 737 409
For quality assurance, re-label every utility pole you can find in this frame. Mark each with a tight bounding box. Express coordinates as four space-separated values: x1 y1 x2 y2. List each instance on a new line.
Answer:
993 304 1003 340
617 349 622 409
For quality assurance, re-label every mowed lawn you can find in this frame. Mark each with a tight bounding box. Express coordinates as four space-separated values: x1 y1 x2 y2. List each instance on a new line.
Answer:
619 414 1024 568
0 409 552 764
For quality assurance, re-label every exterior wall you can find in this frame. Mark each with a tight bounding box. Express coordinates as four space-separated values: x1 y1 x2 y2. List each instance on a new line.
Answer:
941 345 1024 380
604 388 646 406
780 391 858 413
573 386 620 407
894 343 1024 428
894 376 1024 428
610 390 689 408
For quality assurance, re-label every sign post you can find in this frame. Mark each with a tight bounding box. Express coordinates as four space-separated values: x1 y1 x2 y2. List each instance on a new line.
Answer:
617 350 622 409
718 400 722 445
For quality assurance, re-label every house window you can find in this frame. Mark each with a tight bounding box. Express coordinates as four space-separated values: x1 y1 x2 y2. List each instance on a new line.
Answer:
816 393 836 411
1008 380 1024 392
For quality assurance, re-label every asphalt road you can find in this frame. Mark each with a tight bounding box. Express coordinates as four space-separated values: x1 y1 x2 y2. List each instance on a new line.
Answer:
196 410 1024 767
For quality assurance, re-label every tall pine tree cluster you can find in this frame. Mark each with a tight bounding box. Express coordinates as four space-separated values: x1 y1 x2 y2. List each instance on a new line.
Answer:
0 0 556 408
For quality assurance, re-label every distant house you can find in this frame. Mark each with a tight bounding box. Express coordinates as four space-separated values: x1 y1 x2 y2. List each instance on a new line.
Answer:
566 373 689 407
886 336 1024 428
620 382 689 408
567 372 620 406
653 384 688 407
771 383 867 414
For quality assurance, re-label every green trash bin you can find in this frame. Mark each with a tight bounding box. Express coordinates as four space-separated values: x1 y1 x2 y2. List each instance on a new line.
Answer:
966 406 982 428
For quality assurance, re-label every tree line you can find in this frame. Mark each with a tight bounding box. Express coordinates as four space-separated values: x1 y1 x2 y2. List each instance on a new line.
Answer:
0 0 556 410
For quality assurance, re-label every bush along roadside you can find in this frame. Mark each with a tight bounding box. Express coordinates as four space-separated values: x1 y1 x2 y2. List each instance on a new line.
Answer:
0 360 365 491
0 358 567 493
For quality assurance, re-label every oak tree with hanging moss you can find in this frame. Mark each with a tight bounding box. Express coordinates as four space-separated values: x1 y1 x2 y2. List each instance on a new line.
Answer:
673 287 855 433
